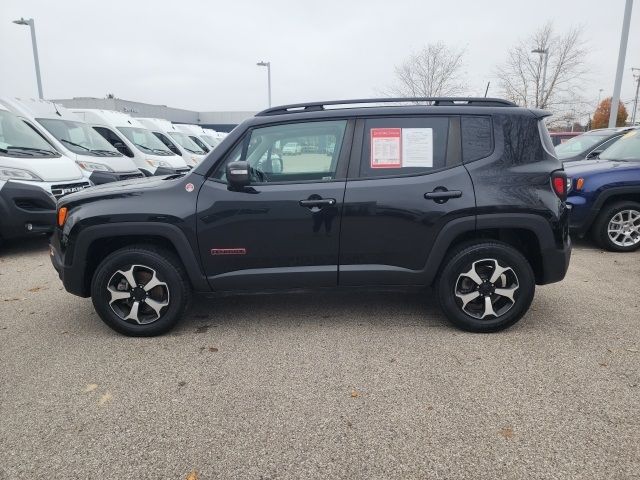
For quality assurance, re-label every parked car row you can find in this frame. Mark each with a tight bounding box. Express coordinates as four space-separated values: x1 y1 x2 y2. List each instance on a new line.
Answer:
559 127 640 252
0 96 226 245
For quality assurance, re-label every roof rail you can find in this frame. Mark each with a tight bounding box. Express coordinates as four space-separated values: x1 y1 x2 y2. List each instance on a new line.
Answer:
256 97 517 116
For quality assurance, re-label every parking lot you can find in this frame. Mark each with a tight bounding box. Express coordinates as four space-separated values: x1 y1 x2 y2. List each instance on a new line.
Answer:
0 238 638 479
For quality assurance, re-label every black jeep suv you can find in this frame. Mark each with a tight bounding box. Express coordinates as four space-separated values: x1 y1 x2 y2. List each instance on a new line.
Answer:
50 98 571 336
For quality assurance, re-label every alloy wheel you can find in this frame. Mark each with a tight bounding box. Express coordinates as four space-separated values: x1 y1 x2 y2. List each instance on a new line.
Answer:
107 265 170 324
454 258 519 319
607 209 640 248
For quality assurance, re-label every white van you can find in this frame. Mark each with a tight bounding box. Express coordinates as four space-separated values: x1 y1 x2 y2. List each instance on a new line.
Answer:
0 104 89 243
174 124 215 154
0 97 144 185
201 128 226 150
70 109 190 176
137 118 205 167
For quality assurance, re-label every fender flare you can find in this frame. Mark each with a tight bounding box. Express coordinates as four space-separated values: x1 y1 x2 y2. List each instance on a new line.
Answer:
65 222 210 295
422 213 563 285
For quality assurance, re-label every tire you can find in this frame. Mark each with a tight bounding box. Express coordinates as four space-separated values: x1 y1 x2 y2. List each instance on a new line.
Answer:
591 201 640 252
436 241 535 333
90 245 191 336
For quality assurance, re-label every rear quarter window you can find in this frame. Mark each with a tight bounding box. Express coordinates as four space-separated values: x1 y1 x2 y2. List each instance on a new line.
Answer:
461 116 493 162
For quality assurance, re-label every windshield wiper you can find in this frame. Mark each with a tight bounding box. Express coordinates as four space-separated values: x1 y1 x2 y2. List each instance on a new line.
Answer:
8 146 57 155
132 142 168 155
90 149 120 156
59 138 90 151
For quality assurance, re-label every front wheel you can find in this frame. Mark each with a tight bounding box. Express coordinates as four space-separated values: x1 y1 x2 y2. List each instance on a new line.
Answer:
436 242 535 332
591 201 640 252
91 245 191 336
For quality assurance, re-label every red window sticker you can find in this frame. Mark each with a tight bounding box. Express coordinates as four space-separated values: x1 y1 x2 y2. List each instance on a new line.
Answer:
371 128 401 168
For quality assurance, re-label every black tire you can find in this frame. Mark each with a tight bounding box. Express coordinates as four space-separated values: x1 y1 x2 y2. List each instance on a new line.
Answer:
436 241 535 333
591 201 640 252
90 245 191 336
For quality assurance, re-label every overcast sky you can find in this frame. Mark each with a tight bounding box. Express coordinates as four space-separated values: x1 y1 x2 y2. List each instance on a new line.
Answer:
1 0 639 114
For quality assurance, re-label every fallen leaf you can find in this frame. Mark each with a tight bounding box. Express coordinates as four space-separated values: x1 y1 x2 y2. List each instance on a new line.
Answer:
98 392 113 405
186 470 199 480
84 384 98 393
499 427 514 439
625 348 638 353
178 381 187 387
599 363 608 367
28 286 45 292
351 390 360 398
3 297 20 302
426 405 434 411
208 347 218 352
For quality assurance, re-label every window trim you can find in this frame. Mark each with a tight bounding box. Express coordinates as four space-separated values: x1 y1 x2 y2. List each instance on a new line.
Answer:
347 115 462 181
208 118 355 185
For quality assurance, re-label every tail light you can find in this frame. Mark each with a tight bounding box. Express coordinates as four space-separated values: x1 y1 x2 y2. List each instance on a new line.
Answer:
551 171 568 201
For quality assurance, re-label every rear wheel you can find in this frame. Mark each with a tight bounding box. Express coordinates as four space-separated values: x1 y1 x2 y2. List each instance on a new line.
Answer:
91 245 191 336
591 201 640 252
436 242 535 332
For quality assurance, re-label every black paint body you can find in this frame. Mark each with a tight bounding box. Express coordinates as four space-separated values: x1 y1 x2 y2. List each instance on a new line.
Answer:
50 104 571 297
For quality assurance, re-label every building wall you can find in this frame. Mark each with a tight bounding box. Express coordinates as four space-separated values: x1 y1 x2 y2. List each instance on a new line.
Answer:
53 97 255 132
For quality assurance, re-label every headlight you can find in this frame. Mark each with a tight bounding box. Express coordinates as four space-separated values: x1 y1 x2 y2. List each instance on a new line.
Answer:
0 167 43 181
145 159 171 168
76 160 113 172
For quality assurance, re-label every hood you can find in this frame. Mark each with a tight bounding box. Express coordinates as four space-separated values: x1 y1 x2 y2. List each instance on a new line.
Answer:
59 172 191 205
564 158 640 176
0 154 84 182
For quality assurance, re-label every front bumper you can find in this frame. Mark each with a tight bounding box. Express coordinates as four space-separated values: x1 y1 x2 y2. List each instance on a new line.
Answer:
0 181 57 240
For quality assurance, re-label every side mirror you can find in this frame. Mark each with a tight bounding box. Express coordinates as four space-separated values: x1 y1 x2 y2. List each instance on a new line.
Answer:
587 150 600 159
226 161 250 189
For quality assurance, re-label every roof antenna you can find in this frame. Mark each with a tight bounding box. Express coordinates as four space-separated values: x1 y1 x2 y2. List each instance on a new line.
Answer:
484 81 490 98
53 102 62 116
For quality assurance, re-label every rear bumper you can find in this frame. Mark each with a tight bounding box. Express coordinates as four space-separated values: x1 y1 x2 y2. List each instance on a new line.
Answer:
0 181 56 240
539 235 572 284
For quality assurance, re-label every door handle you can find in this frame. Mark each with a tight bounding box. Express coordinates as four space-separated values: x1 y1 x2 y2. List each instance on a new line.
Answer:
424 189 462 204
299 198 336 208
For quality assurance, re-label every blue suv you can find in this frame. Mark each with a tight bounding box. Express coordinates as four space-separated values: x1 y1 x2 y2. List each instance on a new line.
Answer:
565 128 640 251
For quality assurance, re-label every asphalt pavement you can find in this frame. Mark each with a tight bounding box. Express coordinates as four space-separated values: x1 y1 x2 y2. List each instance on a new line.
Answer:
0 237 638 479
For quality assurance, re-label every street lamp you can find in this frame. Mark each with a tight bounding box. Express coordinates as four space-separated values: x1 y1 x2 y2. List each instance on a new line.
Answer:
597 88 604 106
13 17 43 99
532 48 549 108
256 61 271 108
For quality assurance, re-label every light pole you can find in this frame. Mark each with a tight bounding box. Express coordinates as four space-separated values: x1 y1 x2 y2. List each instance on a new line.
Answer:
256 61 271 108
13 17 43 99
532 48 549 108
597 88 604 106
609 0 633 128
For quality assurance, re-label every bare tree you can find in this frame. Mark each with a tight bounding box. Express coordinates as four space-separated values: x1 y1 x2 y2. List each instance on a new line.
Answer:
495 23 590 123
388 43 466 98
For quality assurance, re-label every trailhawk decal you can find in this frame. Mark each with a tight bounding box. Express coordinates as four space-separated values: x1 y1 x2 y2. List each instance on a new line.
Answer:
211 248 247 256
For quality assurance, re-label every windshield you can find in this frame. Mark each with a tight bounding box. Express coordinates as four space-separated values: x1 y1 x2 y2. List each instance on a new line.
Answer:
168 132 205 154
117 127 174 156
555 134 608 159
599 130 640 161
202 135 220 147
38 118 120 156
0 110 58 157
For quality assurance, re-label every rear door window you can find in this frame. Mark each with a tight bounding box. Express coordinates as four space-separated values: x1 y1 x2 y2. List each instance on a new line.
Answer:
358 117 453 178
